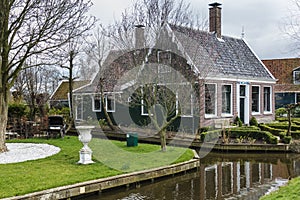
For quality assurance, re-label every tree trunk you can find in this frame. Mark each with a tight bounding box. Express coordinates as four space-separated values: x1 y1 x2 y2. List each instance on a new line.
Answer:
160 130 167 152
101 93 119 131
0 91 8 153
287 108 292 137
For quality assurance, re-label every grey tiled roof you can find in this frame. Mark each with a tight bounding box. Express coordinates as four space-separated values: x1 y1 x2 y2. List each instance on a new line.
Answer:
74 24 276 95
169 25 275 81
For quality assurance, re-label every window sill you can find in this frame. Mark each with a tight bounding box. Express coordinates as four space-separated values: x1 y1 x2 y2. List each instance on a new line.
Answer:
205 114 218 119
252 112 261 116
263 111 273 115
221 114 233 118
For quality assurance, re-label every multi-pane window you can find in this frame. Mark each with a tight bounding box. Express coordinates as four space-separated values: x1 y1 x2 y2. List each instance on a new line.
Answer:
252 86 260 113
222 85 232 114
294 71 300 84
93 94 101 112
264 87 271 112
105 94 115 112
92 93 115 112
205 84 216 115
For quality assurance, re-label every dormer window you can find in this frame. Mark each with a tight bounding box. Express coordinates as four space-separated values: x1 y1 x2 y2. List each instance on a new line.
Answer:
293 67 300 84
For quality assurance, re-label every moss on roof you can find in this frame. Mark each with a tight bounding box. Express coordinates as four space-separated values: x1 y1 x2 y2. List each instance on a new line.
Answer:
50 80 90 101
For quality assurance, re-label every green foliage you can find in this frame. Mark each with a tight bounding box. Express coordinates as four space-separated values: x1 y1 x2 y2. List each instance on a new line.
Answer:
249 116 258 126
292 106 300 117
8 103 28 118
200 130 220 142
259 124 286 138
226 128 278 144
198 126 211 134
291 131 300 139
266 123 300 131
275 107 287 117
234 116 243 127
260 176 300 200
48 107 71 124
98 119 108 127
282 136 292 144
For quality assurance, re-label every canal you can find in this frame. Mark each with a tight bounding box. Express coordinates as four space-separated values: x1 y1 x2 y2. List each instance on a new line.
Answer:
79 152 300 200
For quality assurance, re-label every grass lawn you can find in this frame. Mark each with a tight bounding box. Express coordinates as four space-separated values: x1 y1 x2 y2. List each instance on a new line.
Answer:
260 177 300 200
0 136 194 198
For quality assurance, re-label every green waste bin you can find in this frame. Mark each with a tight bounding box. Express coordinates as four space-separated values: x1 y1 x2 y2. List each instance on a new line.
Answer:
127 133 138 147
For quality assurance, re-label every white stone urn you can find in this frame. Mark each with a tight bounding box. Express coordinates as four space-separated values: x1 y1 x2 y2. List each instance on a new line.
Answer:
77 125 95 164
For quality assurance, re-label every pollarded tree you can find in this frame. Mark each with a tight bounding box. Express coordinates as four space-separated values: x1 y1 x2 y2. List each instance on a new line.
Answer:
0 0 94 152
283 0 300 55
97 0 211 151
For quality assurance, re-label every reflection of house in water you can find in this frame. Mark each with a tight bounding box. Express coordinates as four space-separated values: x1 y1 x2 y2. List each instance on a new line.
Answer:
198 154 300 200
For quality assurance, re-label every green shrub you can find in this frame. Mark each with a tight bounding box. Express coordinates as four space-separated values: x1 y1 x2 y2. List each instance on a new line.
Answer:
291 131 300 139
282 136 292 144
8 103 28 118
226 129 278 144
234 116 243 127
249 116 258 126
266 123 300 131
259 124 286 138
275 107 287 117
200 130 220 142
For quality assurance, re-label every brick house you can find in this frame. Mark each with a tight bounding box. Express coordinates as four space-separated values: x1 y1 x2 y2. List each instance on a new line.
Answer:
73 3 276 131
262 58 300 108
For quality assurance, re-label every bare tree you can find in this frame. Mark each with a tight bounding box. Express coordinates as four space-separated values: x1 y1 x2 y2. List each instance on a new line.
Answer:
93 0 212 151
84 25 119 130
0 0 94 152
283 0 300 55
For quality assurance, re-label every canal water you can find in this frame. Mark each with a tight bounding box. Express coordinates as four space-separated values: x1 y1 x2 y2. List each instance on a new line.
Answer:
81 152 300 200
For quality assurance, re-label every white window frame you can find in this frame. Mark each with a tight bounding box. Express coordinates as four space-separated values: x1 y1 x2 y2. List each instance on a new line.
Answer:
263 86 272 114
75 95 83 120
157 50 172 66
105 93 116 113
221 84 233 117
205 83 217 118
92 94 101 112
251 85 261 115
293 70 300 85
141 87 151 116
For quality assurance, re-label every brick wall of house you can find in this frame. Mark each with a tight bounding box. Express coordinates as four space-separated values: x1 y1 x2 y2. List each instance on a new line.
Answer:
262 58 300 84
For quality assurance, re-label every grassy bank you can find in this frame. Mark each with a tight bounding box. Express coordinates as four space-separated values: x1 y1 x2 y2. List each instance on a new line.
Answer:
260 177 300 200
0 136 194 198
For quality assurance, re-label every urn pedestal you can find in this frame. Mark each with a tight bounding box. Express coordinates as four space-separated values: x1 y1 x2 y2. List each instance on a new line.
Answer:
77 126 95 164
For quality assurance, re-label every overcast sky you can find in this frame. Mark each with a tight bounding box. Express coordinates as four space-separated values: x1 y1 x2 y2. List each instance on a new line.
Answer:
90 0 297 59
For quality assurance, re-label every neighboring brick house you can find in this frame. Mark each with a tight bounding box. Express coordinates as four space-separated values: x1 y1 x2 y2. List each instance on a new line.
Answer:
49 80 90 109
74 3 276 130
262 58 300 108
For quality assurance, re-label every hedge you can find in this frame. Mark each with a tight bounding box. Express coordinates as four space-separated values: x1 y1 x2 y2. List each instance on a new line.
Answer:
282 136 292 144
291 131 300 140
259 124 286 138
226 129 278 144
201 128 278 144
266 123 300 132
200 130 220 142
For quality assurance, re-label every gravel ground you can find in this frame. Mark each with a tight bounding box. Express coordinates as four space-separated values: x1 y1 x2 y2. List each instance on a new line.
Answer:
0 143 61 164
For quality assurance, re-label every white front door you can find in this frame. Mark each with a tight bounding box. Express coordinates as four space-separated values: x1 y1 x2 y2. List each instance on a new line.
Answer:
237 84 250 125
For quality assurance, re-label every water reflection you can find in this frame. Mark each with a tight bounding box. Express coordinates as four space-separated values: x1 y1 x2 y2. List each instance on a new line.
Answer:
81 153 300 200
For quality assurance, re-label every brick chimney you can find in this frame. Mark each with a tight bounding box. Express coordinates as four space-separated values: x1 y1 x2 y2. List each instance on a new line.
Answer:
135 25 145 49
209 2 222 38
